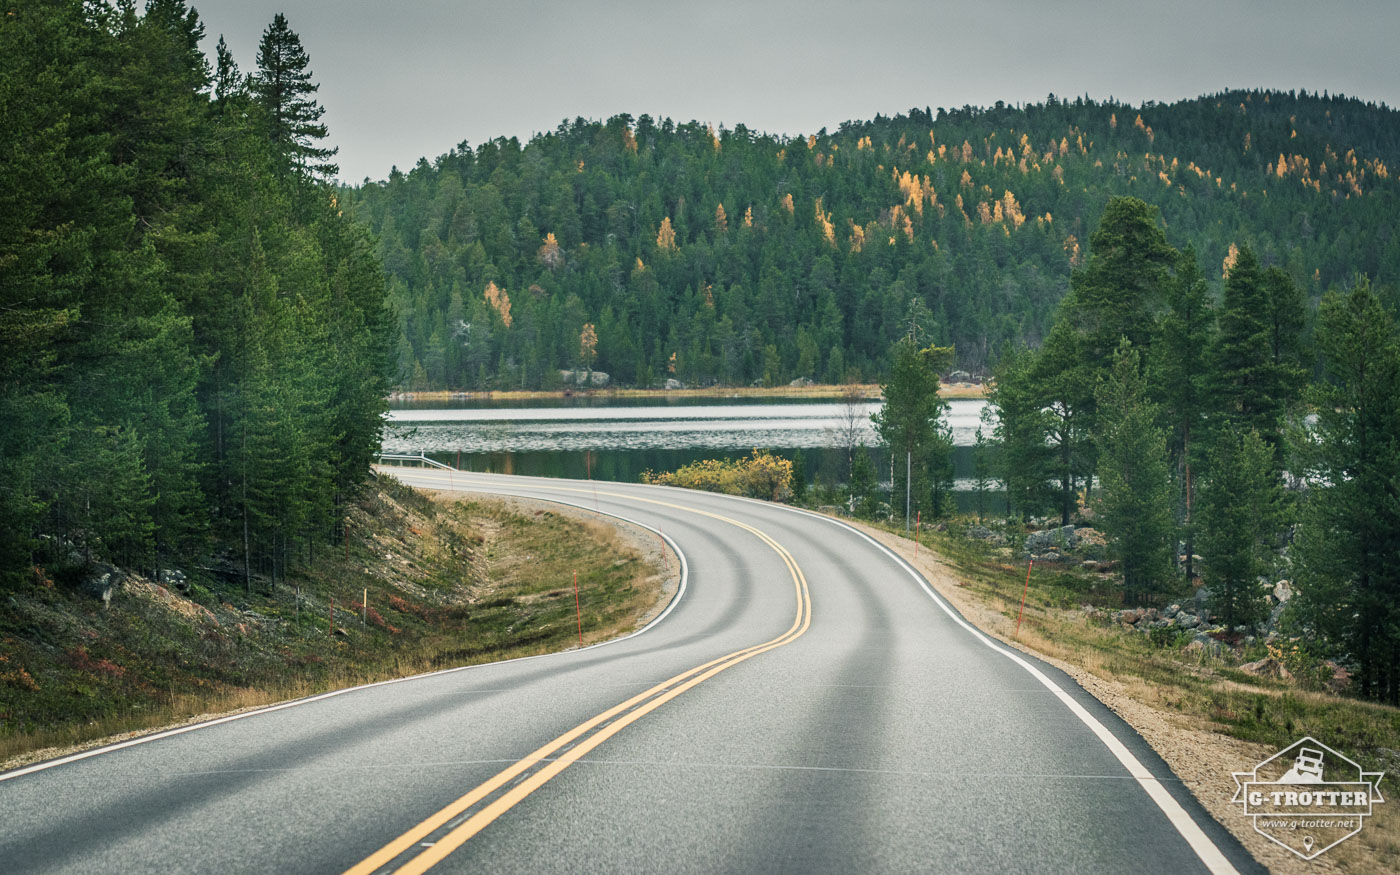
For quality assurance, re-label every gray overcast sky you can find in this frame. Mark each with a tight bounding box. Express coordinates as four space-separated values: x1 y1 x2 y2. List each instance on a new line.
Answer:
194 0 1400 183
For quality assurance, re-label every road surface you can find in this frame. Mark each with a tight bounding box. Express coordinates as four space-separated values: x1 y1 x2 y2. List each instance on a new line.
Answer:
0 470 1262 873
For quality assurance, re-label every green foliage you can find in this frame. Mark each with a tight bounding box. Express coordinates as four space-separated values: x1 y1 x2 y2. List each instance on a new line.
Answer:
987 347 1053 519
873 338 953 522
1293 280 1400 703
1093 341 1175 603
1149 247 1216 580
344 92 1400 391
1212 245 1304 462
251 13 337 179
0 2 389 588
1197 430 1282 629
847 447 879 517
642 450 794 502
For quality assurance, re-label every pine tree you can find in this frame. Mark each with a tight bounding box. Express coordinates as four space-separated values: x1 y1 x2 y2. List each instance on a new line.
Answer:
988 347 1053 520
1150 247 1215 581
251 13 337 178
1197 429 1280 630
1294 280 1400 702
1212 245 1294 460
1094 341 1174 604
873 338 953 526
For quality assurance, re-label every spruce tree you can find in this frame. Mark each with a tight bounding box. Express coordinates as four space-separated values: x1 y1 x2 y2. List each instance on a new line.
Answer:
251 13 337 179
1094 341 1174 604
1197 430 1281 630
1150 247 1215 581
1294 280 1400 702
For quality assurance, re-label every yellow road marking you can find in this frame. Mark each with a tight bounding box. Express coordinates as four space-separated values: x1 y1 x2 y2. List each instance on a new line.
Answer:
345 473 810 875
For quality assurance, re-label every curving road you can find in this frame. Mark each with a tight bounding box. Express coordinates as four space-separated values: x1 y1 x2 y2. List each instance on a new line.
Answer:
0 471 1262 874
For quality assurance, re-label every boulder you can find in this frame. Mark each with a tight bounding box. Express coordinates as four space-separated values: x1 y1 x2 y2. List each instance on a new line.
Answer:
664 378 686 390
158 568 189 593
1240 657 1292 680
788 377 815 388
966 525 1007 545
79 563 125 607
1025 525 1076 556
1322 660 1352 694
1184 633 1224 657
1177 613 1201 630
1273 580 1293 604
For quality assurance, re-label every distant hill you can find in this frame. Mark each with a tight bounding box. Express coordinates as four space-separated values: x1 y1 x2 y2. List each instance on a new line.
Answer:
343 90 1400 389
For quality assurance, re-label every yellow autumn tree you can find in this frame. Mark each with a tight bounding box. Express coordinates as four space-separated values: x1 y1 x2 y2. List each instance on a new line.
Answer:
622 126 637 154
743 205 754 228
780 193 794 214
715 202 728 233
1001 191 1025 228
580 323 598 370
484 281 512 328
1222 242 1240 278
1063 234 1081 267
848 221 865 253
656 216 677 251
814 198 835 245
537 232 564 271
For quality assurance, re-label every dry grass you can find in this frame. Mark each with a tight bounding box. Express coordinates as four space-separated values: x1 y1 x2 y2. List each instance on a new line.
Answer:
0 481 673 770
846 517 1398 874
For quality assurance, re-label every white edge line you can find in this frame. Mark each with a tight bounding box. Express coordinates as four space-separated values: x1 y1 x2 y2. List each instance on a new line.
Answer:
759 498 1240 875
0 481 688 784
349 470 1239 873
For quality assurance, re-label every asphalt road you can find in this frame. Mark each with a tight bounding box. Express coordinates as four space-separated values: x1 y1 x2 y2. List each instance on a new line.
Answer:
0 471 1263 874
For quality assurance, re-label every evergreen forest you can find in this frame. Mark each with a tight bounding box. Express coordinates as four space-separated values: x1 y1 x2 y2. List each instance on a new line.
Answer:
0 2 392 588
344 91 1400 389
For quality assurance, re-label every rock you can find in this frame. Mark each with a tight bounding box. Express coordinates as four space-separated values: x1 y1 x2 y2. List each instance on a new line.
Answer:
664 378 686 390
1025 525 1076 556
948 370 972 383
788 377 815 388
1273 580 1293 604
78 563 125 608
1322 660 1352 693
966 525 1007 545
558 369 610 388
1165 603 1182 619
1240 657 1292 680
1081 559 1111 573
1039 550 1064 563
157 568 188 593
1177 613 1200 630
1184 633 1224 657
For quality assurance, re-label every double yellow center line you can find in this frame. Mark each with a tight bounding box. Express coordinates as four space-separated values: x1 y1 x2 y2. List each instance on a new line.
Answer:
345 480 812 875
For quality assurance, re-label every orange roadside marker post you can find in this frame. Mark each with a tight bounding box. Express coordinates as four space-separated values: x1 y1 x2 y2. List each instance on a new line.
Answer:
573 570 583 647
1015 559 1033 637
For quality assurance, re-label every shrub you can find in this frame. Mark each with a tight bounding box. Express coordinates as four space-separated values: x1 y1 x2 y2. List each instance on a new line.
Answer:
642 450 794 502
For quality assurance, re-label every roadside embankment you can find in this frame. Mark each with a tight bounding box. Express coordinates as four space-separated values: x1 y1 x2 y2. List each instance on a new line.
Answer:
0 475 674 771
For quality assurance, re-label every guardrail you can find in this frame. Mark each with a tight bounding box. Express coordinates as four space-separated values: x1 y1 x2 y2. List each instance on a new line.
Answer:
375 452 456 471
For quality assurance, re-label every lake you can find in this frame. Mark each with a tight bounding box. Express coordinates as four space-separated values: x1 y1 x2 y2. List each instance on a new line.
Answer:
382 396 996 507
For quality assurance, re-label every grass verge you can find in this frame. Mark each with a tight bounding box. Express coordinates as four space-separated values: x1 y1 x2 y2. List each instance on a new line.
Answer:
0 475 671 769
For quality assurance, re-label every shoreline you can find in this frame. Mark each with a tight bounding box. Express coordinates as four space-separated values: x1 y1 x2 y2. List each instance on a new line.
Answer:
388 382 988 403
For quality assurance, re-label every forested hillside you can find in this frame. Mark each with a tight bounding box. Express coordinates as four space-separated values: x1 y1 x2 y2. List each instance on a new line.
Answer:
0 2 391 586
346 90 1400 390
